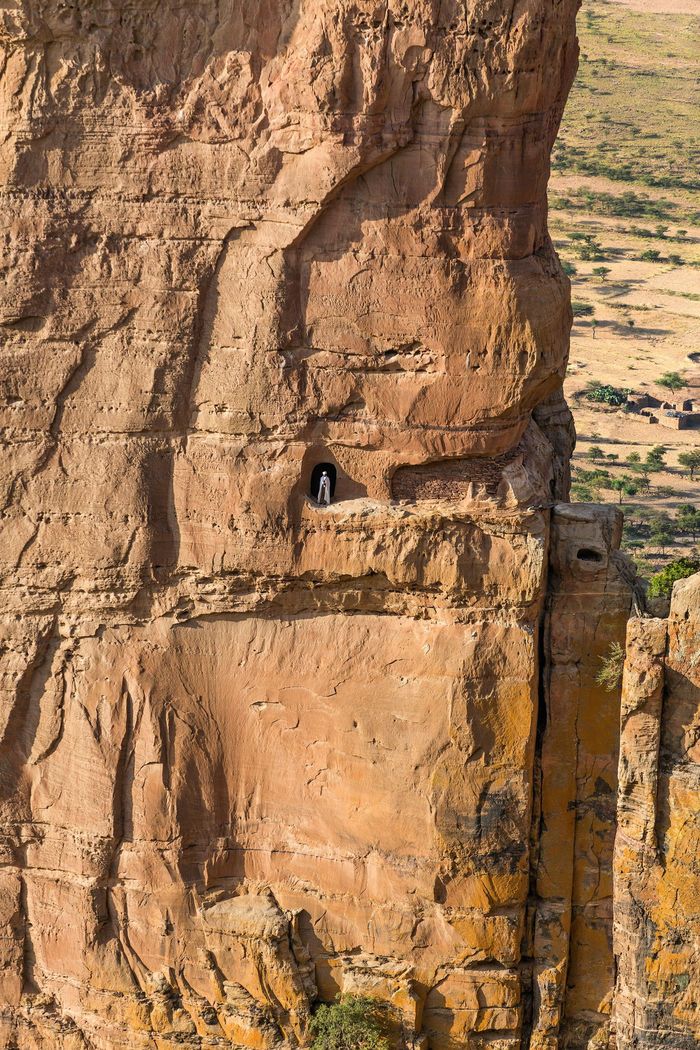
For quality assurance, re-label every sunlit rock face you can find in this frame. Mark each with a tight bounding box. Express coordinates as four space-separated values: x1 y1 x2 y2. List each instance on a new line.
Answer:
614 573 700 1050
0 3 654 1049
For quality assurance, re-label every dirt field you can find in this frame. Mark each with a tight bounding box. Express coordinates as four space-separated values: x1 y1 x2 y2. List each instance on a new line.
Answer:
612 0 699 13
551 0 700 576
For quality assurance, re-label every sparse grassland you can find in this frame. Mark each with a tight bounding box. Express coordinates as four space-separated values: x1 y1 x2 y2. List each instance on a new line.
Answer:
553 1 700 191
551 0 700 575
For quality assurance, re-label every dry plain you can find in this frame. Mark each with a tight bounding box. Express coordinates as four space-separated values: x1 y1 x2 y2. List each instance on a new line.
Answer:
551 0 700 574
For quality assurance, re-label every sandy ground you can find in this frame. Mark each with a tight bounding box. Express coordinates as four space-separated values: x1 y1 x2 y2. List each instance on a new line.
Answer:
551 0 700 571
550 191 700 571
609 0 699 13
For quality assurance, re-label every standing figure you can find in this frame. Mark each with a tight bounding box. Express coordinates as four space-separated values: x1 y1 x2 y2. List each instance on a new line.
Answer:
317 470 331 505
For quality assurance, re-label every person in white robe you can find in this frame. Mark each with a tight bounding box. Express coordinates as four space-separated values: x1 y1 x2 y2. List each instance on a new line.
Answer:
317 471 331 505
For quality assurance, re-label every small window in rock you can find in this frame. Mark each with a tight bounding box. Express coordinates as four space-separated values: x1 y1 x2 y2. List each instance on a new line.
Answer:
577 548 603 563
310 463 337 503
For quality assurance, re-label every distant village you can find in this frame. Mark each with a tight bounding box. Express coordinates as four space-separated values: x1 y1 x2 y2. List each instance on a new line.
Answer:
627 393 700 430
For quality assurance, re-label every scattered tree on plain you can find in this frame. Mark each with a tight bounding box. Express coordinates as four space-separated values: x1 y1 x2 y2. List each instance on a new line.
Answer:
657 372 685 394
572 300 595 317
645 446 667 472
677 505 700 542
610 476 639 504
678 451 700 480
650 521 673 554
585 381 629 406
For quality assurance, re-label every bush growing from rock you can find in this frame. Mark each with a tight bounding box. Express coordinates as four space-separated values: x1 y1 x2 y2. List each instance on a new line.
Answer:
648 557 700 599
596 642 625 692
310 997 389 1050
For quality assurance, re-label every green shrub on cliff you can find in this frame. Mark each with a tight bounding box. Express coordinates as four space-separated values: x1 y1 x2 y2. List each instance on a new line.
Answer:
310 997 389 1050
596 642 626 692
648 557 700 600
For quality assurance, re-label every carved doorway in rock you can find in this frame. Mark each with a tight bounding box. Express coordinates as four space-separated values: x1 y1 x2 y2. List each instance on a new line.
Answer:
310 463 337 502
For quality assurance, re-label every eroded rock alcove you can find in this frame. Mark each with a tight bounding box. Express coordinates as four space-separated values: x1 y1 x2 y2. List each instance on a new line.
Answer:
0 2 697 1049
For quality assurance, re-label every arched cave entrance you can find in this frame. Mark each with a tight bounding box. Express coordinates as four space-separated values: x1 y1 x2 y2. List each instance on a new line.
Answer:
577 547 603 563
310 462 337 502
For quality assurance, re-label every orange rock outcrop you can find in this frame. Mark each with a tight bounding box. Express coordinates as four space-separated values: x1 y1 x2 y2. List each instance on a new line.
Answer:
0 2 696 1049
614 574 700 1050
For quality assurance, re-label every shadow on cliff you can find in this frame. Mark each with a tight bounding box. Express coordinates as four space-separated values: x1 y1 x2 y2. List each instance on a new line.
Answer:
144 442 181 575
0 625 59 821
655 664 700 853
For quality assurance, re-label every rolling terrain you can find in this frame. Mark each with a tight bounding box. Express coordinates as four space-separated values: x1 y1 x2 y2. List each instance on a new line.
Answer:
551 0 700 575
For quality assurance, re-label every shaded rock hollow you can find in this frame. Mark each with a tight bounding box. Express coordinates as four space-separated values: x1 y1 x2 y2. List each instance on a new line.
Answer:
0 2 695 1049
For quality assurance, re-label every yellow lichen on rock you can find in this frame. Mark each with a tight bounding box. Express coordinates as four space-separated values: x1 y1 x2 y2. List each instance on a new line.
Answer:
613 573 700 1050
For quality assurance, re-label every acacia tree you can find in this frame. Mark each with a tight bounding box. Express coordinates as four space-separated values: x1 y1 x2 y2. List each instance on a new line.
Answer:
678 451 700 480
657 371 686 395
677 505 700 542
645 446 667 472
650 522 673 555
610 476 639 504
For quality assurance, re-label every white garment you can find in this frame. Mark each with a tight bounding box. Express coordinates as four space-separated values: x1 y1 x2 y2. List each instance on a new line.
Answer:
317 474 331 504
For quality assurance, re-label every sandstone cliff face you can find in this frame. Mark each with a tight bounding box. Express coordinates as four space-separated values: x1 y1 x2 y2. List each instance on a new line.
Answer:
530 507 634 1050
614 573 700 1050
0 2 668 1048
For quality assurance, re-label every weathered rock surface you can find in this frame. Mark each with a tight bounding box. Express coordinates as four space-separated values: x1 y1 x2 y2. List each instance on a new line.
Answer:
530 507 634 1050
1 2 691 1049
613 573 700 1050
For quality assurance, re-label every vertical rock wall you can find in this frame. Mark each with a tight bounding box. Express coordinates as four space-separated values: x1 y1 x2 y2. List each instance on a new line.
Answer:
614 574 700 1049
1 2 690 1049
530 506 633 1050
